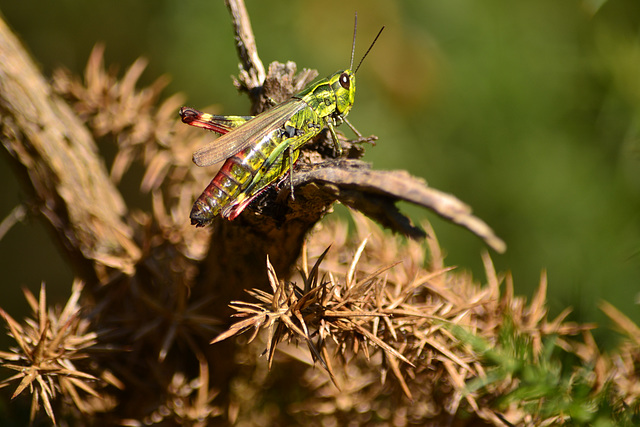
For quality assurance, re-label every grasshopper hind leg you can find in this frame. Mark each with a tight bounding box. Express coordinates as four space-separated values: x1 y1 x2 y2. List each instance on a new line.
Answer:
287 145 296 200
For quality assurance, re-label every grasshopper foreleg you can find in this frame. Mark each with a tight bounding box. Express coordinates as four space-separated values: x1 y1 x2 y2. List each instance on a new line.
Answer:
326 119 344 157
345 118 378 146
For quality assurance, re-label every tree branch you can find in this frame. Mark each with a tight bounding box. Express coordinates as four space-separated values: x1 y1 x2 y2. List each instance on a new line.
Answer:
290 160 507 253
225 0 266 104
0 16 140 280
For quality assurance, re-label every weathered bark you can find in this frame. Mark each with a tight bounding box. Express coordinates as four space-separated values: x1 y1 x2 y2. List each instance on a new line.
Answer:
0 15 140 282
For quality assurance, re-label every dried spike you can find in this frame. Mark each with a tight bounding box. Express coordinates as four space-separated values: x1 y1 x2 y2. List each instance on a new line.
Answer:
531 270 548 309
600 301 640 342
387 354 412 400
346 236 369 289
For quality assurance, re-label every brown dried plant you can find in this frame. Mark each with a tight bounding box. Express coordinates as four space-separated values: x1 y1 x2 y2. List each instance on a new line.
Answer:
1 2 639 425
0 282 120 425
214 214 626 426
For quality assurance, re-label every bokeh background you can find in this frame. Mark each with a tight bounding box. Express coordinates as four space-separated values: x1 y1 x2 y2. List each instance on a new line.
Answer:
1 0 639 346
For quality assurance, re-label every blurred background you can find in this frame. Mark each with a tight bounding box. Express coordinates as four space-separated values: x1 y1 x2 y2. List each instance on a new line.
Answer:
0 0 638 346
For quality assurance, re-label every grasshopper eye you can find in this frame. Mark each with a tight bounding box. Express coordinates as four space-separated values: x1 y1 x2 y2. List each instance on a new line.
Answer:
339 73 350 90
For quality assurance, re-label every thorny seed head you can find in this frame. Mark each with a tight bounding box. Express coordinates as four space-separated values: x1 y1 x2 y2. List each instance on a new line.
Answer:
214 213 632 425
0 281 116 425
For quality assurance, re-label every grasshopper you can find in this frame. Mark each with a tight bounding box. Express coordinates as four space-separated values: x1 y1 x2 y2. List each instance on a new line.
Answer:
181 17 384 227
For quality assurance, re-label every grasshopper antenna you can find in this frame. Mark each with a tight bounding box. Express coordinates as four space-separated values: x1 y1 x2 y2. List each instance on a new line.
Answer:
349 13 358 71
355 25 385 74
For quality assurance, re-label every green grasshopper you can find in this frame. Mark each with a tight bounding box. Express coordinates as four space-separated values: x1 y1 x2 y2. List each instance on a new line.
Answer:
181 17 384 227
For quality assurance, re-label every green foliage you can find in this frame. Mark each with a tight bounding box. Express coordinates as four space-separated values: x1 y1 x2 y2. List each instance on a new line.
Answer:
449 318 640 426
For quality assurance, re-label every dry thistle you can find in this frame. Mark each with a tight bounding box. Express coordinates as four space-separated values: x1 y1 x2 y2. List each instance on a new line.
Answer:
211 213 613 425
212 245 417 387
0 281 116 425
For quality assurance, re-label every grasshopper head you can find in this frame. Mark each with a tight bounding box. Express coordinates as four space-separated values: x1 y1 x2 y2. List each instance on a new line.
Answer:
329 18 383 119
330 69 356 118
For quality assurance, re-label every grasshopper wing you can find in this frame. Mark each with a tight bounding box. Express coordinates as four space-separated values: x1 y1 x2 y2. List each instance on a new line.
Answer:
192 99 307 167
